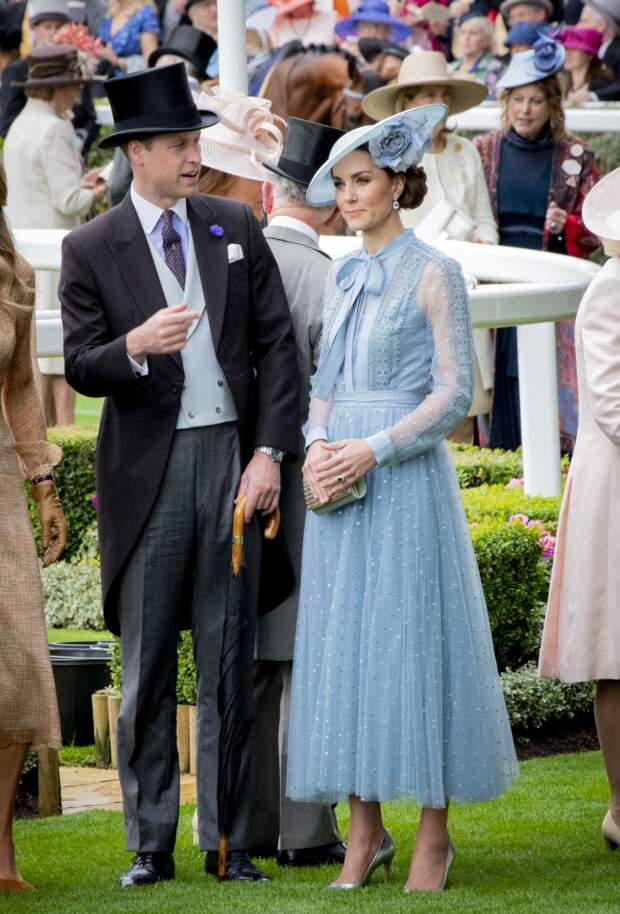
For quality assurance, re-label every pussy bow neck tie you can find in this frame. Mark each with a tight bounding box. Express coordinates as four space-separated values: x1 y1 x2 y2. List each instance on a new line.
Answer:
312 243 398 401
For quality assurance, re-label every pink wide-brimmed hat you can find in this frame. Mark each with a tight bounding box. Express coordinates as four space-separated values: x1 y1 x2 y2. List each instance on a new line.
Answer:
198 88 286 182
559 26 603 56
272 0 315 17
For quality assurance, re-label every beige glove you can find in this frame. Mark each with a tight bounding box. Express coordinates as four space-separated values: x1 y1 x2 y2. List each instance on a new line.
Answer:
31 480 68 567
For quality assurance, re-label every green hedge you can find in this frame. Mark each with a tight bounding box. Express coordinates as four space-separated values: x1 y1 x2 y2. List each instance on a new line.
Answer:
450 443 523 488
501 663 594 732
462 484 561 533
471 518 548 670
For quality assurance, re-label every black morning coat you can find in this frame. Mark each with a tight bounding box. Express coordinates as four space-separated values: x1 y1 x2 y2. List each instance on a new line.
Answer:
60 192 300 634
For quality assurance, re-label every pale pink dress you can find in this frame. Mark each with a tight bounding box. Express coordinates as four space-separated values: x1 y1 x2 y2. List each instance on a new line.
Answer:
539 256 620 683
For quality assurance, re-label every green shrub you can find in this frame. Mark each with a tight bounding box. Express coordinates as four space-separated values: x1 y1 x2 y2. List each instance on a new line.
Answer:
27 426 98 562
462 484 561 533
108 638 122 693
470 518 548 670
501 663 595 731
580 131 620 178
449 443 523 488
177 632 197 705
43 560 104 630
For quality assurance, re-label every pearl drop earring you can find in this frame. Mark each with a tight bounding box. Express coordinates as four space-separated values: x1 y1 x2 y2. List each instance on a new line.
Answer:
393 199 400 210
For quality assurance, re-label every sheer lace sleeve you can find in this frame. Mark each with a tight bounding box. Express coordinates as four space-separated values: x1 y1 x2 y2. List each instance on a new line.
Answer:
366 256 473 466
303 266 341 448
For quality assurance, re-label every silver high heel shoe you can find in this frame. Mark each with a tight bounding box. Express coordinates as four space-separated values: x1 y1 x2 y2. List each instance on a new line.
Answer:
602 810 620 851
328 830 395 890
404 838 456 893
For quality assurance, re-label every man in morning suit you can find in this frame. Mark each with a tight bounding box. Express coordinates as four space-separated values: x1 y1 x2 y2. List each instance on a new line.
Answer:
247 118 347 867
60 63 299 887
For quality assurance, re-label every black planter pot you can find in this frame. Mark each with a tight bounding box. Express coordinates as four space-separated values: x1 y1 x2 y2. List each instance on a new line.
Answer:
49 642 112 746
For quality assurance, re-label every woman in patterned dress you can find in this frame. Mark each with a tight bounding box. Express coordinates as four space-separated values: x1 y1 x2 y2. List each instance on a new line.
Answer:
287 106 517 893
0 163 67 893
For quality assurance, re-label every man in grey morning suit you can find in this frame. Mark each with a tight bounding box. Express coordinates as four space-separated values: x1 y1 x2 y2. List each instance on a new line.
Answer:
60 65 299 887
247 118 348 867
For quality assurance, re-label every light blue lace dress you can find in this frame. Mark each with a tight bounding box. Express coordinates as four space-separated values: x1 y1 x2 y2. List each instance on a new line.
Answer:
287 230 518 807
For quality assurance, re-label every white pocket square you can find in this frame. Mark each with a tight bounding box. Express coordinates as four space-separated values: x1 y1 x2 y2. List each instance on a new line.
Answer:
227 243 244 264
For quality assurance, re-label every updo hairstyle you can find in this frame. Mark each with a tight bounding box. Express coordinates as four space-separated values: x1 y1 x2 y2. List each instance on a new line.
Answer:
357 143 428 210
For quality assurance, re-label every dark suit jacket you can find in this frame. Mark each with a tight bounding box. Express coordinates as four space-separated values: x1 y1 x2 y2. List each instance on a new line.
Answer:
60 192 300 634
598 36 620 101
0 58 100 153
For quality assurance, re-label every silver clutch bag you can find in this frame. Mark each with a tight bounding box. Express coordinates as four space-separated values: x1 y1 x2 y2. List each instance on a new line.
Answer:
303 476 367 515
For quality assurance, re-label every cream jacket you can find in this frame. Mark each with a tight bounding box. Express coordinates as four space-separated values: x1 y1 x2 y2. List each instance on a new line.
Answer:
402 133 498 245
4 97 93 231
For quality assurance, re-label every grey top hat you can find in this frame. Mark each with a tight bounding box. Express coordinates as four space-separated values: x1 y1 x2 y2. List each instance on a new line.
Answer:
28 0 71 25
500 0 554 18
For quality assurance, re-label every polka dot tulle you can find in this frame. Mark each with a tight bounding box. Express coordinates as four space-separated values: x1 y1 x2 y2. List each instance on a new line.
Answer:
287 232 518 806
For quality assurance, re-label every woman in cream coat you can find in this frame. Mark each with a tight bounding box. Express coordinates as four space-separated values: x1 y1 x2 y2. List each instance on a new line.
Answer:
363 50 496 441
539 167 620 853
3 45 106 425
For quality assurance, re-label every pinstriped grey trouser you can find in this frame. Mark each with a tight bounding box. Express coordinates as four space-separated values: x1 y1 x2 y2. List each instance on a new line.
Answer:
116 423 260 853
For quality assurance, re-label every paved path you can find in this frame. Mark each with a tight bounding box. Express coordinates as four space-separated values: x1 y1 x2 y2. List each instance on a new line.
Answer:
60 767 197 814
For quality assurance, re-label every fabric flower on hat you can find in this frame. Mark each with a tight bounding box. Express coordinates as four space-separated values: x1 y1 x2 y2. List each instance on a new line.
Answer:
368 117 430 174
532 33 563 74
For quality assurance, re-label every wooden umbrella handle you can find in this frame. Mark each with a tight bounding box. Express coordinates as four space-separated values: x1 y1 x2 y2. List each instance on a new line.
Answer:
232 499 281 574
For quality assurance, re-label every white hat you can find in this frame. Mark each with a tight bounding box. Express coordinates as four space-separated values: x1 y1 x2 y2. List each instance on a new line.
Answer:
582 167 620 242
199 88 286 182
306 104 447 206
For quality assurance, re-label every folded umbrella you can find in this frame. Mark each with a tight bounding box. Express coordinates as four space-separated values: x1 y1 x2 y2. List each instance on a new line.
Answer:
217 497 280 879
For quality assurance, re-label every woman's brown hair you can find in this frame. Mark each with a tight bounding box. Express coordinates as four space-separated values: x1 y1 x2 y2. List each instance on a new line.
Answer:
0 164 31 311
499 74 566 144
357 143 428 210
198 166 238 197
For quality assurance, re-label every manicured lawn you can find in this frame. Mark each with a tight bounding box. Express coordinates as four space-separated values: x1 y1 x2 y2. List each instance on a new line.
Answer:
12 752 620 914
48 628 113 643
74 394 102 428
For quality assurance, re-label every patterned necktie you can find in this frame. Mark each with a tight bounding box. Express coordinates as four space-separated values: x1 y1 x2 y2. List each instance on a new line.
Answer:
161 209 186 290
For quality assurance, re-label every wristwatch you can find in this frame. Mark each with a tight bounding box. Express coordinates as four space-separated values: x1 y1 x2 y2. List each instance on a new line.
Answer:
255 446 284 464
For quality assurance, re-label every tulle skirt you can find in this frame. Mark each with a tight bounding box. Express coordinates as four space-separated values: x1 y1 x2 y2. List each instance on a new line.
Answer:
287 392 518 807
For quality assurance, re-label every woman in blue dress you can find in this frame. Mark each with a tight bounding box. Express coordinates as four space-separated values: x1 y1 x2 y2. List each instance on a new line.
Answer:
287 106 518 893
99 0 160 75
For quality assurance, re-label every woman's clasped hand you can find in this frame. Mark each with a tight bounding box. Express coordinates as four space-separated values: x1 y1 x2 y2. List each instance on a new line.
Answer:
303 438 377 502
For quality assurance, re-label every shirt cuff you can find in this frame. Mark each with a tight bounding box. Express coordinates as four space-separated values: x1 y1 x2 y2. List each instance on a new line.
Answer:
366 430 393 467
127 353 149 376
305 426 328 450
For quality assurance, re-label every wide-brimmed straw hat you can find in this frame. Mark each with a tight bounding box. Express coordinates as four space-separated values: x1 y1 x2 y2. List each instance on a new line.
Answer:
199 88 286 182
582 167 620 241
306 103 447 206
335 0 411 43
362 50 488 122
13 44 87 87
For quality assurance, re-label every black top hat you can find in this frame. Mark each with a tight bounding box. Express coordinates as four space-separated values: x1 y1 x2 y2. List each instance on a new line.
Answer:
148 24 217 75
99 62 219 149
0 0 25 51
265 117 345 188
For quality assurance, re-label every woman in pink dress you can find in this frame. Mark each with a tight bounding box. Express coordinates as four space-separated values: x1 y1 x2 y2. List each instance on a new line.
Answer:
539 167 620 853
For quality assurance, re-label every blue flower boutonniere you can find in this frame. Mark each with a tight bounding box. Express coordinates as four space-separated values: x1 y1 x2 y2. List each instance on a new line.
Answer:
210 224 224 238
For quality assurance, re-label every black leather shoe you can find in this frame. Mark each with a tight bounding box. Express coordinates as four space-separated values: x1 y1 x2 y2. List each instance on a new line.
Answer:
205 849 269 882
277 841 347 868
119 852 175 887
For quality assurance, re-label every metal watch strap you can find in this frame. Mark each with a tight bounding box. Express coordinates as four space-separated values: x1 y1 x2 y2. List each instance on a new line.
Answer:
254 446 284 464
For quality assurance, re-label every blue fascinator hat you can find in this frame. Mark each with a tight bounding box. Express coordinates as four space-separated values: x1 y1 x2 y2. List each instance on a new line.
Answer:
306 105 447 206
497 34 565 90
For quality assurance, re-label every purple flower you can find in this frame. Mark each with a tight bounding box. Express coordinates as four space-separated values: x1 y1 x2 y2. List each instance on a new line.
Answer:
209 224 224 238
91 494 98 510
540 533 556 561
509 513 529 526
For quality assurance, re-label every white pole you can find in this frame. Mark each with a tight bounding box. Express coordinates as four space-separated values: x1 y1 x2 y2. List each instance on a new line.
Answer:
516 322 562 497
217 0 248 93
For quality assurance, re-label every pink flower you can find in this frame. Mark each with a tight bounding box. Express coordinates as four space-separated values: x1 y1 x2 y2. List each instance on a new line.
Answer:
509 513 529 526
505 477 524 489
527 519 546 532
540 533 556 560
